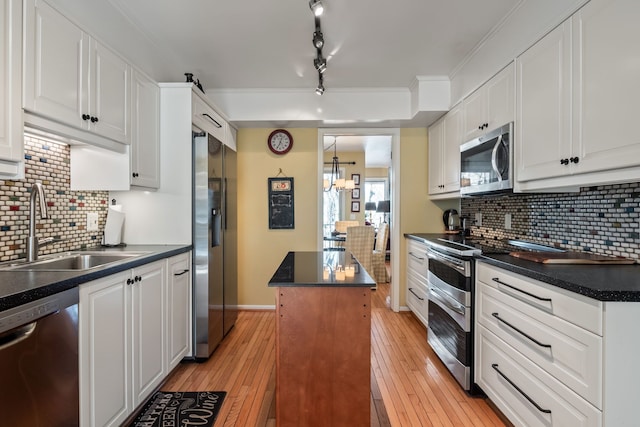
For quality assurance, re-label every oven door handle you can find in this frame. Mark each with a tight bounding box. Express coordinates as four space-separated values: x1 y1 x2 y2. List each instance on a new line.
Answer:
429 286 465 316
426 249 466 274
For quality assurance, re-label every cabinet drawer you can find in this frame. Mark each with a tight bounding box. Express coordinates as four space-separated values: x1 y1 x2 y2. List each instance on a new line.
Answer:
407 239 428 279
477 282 602 408
476 262 602 335
476 325 601 427
406 271 428 328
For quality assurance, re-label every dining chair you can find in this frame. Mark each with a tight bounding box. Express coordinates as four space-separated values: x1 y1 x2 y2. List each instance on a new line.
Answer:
344 225 375 286
372 222 389 283
334 220 360 234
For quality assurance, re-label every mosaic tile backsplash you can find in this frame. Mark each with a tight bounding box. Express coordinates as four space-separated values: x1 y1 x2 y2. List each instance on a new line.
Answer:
461 182 640 261
0 136 108 261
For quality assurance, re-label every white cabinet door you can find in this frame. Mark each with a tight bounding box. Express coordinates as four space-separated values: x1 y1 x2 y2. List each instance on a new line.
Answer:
192 92 226 142
462 86 486 142
516 21 572 182
88 40 130 144
0 0 23 167
572 0 640 174
167 253 192 370
485 64 514 134
24 0 88 129
442 103 462 193
428 118 444 194
131 261 166 407
79 271 131 427
463 63 514 142
131 69 160 188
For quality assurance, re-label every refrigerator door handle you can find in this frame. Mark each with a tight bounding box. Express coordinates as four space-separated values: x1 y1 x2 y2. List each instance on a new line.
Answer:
211 209 221 247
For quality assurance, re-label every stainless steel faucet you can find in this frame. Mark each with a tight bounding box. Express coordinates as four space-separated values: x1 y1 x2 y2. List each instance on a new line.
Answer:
26 183 49 262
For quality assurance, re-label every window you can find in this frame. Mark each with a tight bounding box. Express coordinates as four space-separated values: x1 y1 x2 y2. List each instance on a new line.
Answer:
364 179 388 225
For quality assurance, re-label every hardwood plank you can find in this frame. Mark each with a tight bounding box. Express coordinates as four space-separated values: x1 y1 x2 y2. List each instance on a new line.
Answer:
160 278 507 427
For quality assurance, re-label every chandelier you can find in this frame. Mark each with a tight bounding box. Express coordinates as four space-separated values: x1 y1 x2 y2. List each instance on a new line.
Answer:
323 137 355 192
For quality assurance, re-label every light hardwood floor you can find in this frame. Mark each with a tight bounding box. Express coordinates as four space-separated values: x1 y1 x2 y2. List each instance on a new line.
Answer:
162 281 508 426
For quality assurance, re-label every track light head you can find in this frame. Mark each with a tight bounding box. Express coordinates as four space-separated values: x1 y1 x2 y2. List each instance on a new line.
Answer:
309 0 324 17
314 56 327 74
313 31 324 49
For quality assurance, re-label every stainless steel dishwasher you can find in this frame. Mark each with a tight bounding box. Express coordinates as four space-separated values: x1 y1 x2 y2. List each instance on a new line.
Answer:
0 287 79 426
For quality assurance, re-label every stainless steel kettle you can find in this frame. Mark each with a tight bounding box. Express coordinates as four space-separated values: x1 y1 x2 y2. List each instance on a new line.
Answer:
443 209 460 231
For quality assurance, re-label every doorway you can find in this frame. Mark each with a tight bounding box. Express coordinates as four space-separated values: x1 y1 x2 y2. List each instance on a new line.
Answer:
317 128 401 312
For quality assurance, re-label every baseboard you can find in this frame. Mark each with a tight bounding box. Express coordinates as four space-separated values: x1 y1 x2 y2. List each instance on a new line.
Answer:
238 305 276 311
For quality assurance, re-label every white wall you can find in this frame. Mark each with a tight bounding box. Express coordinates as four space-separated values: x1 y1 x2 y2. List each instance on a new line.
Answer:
110 86 192 244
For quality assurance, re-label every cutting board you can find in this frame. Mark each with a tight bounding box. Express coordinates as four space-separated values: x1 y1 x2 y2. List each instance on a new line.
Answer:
509 251 636 264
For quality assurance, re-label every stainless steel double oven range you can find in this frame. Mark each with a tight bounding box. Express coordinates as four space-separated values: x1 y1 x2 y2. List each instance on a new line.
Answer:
423 238 480 393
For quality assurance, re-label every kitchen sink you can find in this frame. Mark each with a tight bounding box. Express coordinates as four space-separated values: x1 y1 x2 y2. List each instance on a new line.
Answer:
0 251 150 271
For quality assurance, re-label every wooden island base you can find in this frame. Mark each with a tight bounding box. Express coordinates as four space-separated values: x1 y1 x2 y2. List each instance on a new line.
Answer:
276 286 371 427
269 252 376 427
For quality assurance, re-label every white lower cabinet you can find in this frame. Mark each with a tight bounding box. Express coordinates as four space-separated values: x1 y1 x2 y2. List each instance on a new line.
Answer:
167 252 192 370
80 253 191 427
476 261 640 426
477 325 601 427
405 238 429 327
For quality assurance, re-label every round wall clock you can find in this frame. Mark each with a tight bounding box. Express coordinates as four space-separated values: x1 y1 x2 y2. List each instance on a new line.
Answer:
267 129 293 155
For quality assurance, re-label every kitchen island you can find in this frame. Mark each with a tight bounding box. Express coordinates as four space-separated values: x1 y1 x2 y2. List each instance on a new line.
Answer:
268 251 376 427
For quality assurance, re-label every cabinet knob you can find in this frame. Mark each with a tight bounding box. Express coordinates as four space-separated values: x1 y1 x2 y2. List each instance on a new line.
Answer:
127 278 134 285
132 172 139 178
90 116 99 123
134 275 142 282
560 158 569 165
570 156 580 164
82 114 90 121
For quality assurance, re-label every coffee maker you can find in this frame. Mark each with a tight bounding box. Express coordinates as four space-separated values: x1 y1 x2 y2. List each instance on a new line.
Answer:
443 209 460 231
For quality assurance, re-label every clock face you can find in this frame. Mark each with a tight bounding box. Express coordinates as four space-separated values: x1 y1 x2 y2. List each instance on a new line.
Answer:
268 129 293 155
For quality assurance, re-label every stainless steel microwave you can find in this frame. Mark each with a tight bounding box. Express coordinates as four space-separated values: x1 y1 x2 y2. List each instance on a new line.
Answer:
460 122 513 195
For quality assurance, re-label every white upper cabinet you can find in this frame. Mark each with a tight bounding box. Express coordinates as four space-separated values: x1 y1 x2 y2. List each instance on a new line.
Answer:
24 0 130 145
0 0 24 174
130 69 160 189
462 63 514 143
516 21 572 183
517 0 640 190
571 0 640 174
428 103 462 197
192 91 226 143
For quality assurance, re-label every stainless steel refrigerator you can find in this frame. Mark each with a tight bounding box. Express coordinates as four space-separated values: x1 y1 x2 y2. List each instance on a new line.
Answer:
193 132 237 359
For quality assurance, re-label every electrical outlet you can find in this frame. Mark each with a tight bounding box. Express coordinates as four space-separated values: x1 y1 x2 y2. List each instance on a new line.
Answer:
475 212 482 227
505 213 512 229
87 212 99 231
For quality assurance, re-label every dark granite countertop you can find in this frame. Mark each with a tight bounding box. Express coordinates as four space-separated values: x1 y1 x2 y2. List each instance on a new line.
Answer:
0 244 192 312
405 233 640 302
268 251 376 287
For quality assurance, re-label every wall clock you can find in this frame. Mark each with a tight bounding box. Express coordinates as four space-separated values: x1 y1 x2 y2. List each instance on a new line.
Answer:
268 129 293 155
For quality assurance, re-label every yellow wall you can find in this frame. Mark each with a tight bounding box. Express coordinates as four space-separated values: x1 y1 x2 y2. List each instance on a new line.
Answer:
236 127 458 308
397 128 458 306
237 128 319 307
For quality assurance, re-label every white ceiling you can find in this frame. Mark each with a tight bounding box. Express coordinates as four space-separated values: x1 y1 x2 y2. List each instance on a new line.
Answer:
101 0 522 167
108 0 520 91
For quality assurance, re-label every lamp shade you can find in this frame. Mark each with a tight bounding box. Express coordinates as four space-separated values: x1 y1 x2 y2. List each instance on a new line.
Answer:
364 202 377 211
376 200 390 213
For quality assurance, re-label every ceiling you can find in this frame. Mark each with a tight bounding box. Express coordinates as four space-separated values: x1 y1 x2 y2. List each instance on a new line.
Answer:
104 0 522 166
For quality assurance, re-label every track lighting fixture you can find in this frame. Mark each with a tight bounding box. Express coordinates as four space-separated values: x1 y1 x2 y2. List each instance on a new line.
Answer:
315 74 325 95
309 0 324 17
314 56 327 74
310 5 326 94
313 30 324 49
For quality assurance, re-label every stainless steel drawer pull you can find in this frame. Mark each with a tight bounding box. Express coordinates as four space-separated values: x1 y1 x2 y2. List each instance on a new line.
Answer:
492 278 552 302
408 251 425 261
491 312 552 348
491 363 552 414
174 269 190 276
202 113 222 128
408 288 424 301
